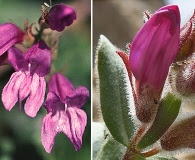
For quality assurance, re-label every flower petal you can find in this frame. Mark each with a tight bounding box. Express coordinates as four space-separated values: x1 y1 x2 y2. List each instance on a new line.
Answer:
19 72 32 108
66 107 87 150
48 73 75 100
44 91 63 113
2 71 25 111
7 47 26 71
24 41 51 76
0 23 24 56
129 5 180 89
41 112 58 153
66 86 89 108
41 102 71 153
24 73 46 117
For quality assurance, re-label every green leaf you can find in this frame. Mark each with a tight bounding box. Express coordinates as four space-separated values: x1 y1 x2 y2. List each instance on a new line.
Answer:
137 93 181 149
95 137 126 160
97 35 135 146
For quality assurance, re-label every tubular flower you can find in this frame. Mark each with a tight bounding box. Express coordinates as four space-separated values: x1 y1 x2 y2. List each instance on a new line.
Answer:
45 3 76 32
41 73 89 153
2 41 51 117
129 5 180 90
0 23 24 56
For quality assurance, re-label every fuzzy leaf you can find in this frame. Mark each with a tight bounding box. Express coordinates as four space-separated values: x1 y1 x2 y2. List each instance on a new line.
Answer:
95 137 126 160
97 35 135 146
137 93 181 149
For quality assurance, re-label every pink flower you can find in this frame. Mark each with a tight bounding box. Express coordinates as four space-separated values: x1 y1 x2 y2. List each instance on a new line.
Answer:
2 41 51 117
129 5 180 89
0 23 24 56
45 3 76 32
41 73 89 153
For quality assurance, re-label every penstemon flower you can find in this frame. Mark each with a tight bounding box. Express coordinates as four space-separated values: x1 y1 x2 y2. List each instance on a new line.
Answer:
41 73 89 153
2 41 51 117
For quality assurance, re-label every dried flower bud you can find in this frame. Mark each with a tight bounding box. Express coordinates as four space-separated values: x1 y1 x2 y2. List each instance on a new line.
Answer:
160 116 195 151
173 53 195 97
45 3 76 32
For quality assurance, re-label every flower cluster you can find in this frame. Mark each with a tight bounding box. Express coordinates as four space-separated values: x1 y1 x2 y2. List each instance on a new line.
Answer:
0 3 89 153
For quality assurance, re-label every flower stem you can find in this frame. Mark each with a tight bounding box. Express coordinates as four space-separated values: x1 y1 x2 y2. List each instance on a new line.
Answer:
131 124 146 148
140 146 162 157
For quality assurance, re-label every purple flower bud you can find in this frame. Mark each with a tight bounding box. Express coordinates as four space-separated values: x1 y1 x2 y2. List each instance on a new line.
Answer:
0 23 24 56
45 3 76 32
129 5 180 89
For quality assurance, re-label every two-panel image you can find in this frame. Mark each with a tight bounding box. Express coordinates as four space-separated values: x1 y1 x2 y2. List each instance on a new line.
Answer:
0 0 194 159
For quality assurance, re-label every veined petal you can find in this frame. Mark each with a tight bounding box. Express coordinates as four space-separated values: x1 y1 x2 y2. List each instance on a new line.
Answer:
41 104 71 153
66 107 87 150
48 73 75 100
24 41 51 76
2 71 25 111
129 5 180 89
66 86 89 108
7 47 26 71
19 72 32 108
41 112 58 153
0 23 24 56
24 74 46 117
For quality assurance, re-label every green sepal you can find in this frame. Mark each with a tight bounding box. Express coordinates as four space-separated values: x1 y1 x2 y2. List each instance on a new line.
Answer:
137 93 181 149
97 35 135 146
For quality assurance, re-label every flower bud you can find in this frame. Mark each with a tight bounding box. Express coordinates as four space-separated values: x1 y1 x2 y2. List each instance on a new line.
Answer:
129 5 180 122
45 3 76 32
129 5 180 90
160 116 195 151
173 53 195 97
175 10 195 62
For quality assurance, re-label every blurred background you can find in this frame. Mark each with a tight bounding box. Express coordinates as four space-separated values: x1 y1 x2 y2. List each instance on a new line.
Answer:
0 0 91 160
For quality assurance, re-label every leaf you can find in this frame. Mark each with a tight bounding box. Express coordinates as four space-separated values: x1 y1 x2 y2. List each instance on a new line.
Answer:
95 137 146 160
97 35 135 146
137 93 181 149
95 137 126 160
93 122 109 158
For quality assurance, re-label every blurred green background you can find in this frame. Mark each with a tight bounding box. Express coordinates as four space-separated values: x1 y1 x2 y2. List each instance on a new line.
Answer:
0 0 91 160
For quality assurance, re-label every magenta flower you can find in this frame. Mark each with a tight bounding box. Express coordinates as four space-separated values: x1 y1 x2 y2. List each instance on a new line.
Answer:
45 3 76 32
129 5 180 89
2 41 51 117
41 73 89 153
0 23 24 56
